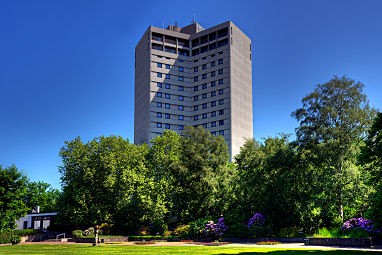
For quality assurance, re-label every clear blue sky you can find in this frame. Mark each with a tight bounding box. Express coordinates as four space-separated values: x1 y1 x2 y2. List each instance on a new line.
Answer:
1 0 381 190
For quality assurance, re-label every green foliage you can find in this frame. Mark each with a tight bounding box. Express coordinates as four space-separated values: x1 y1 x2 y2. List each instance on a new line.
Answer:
312 227 370 238
71 230 83 238
173 225 190 238
0 165 29 230
188 218 210 239
0 230 26 244
24 181 60 213
278 227 305 238
150 219 168 235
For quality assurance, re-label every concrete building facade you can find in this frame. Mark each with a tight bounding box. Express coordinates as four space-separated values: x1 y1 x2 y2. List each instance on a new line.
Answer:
134 21 253 158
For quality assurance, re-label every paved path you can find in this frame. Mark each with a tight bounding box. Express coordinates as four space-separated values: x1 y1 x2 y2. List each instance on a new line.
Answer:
17 241 382 251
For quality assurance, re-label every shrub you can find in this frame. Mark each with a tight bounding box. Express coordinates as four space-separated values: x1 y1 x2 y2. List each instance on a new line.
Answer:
72 230 83 238
342 217 374 232
151 219 168 235
173 225 191 238
203 218 228 241
189 218 210 239
247 212 268 237
99 223 113 235
83 227 94 236
0 230 22 245
278 226 304 237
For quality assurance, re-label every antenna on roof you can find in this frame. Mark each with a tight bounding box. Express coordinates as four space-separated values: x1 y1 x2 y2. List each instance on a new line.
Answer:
192 12 196 24
162 19 165 29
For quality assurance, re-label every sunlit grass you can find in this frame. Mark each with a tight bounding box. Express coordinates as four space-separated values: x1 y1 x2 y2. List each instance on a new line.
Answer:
0 244 380 255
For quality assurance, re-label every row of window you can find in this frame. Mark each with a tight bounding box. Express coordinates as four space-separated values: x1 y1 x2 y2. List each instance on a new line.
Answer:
192 39 228 56
193 99 225 110
156 98 225 111
194 109 225 120
157 63 185 72
157 72 187 82
194 59 223 72
157 82 184 91
194 51 224 63
194 69 223 81
156 122 184 130
156 112 184 120
194 79 224 91
157 92 185 101
194 89 224 101
156 102 184 111
156 109 224 121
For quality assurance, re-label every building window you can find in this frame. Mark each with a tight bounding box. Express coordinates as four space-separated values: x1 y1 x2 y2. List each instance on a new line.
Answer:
194 105 199 111
194 95 199 101
178 125 184 130
157 63 162 68
211 71 216 77
211 91 216 97
219 109 224 115
219 99 224 105
194 67 198 72
166 64 170 69
166 74 171 79
157 73 162 78
157 112 162 118
219 130 224 135
165 83 170 89
179 76 184 81
202 64 207 70
157 82 163 88
211 61 215 67
202 113 207 119
218 51 223 55
194 115 199 120
165 113 170 119
219 89 223 95
202 83 207 89
194 86 199 91
178 105 184 111
179 86 184 91
218 69 223 74
219 120 224 125
157 122 162 128
179 59 184 62
211 131 217 135
202 103 207 109
179 96 184 101
203 123 208 128
194 76 198 82
211 121 216 127
202 93 207 99
165 93 170 99
165 103 170 109
211 111 216 117
211 101 217 107
157 92 162 98
218 59 223 64
202 73 207 79
157 102 162 108
179 66 184 72
218 79 223 85
179 115 184 120
165 123 170 129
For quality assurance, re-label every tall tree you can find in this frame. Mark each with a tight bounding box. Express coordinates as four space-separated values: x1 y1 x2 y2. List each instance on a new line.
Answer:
0 165 28 230
292 76 375 223
361 112 382 226
57 136 167 232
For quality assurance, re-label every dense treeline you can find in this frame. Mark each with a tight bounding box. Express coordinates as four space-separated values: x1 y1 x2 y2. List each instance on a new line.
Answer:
1 76 381 237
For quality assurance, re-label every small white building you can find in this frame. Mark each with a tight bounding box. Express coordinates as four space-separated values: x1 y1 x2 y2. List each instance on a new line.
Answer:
16 212 57 230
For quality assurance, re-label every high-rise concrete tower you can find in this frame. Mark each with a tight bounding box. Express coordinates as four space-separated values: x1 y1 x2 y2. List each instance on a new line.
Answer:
134 21 253 158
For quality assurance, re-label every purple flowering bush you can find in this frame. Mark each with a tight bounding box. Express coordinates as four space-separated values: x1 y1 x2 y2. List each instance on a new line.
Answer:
247 212 265 228
342 217 374 232
247 212 268 237
203 217 228 241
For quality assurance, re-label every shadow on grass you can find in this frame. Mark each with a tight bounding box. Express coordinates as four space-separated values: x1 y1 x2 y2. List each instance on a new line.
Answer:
215 250 382 255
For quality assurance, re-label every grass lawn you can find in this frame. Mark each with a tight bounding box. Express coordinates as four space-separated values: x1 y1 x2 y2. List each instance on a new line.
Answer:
0 244 381 255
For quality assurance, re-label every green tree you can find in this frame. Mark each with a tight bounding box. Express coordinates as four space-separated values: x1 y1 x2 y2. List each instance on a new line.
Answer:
57 136 167 233
0 165 28 230
25 181 60 213
292 76 375 224
234 136 308 232
362 112 382 226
